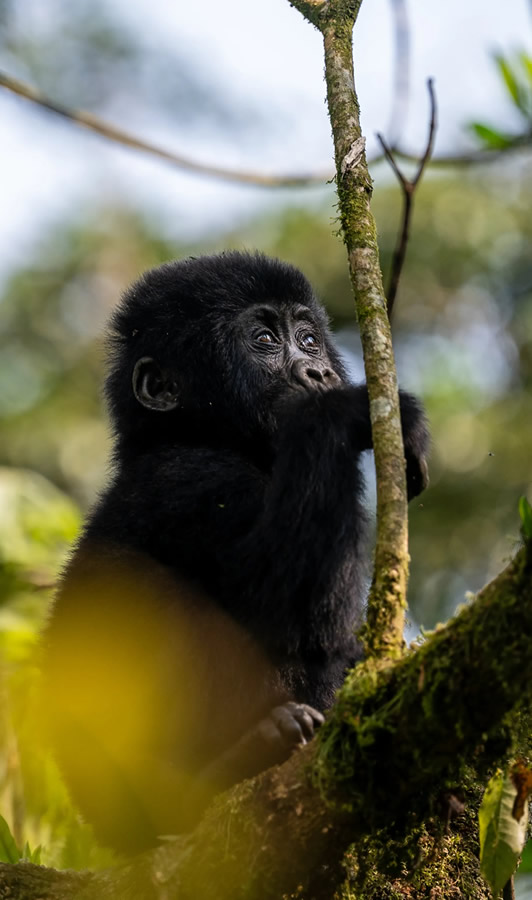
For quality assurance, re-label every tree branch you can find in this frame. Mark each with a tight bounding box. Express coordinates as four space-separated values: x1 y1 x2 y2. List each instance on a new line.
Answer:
0 71 329 189
378 77 437 318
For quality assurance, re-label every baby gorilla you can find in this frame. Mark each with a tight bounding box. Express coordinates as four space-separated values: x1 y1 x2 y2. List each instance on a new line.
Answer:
43 252 429 852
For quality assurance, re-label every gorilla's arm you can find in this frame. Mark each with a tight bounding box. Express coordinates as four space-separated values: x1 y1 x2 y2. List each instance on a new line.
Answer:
228 385 428 653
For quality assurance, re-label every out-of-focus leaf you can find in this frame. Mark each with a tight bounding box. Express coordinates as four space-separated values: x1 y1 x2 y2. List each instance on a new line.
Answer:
0 815 21 863
494 53 529 114
470 123 515 149
519 496 532 540
479 769 528 897
520 51 532 87
21 841 41 864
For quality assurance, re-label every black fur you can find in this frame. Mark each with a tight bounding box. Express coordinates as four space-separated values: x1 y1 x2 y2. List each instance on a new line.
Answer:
43 252 429 852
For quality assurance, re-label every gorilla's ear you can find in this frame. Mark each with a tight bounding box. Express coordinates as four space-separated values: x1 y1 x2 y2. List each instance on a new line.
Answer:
132 357 179 412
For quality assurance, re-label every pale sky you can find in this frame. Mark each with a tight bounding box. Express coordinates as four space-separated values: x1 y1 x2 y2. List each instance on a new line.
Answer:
0 0 531 276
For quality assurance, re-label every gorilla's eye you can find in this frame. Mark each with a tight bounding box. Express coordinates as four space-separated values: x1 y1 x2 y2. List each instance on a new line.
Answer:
298 332 319 352
256 331 276 345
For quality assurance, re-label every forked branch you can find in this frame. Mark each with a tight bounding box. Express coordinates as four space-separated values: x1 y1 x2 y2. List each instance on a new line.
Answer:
378 78 437 317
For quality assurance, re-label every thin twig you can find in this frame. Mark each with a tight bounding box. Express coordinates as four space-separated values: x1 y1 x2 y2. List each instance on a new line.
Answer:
0 71 329 189
387 0 411 147
377 77 437 318
379 140 530 167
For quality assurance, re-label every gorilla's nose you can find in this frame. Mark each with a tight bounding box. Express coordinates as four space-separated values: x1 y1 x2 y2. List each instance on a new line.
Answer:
291 359 340 391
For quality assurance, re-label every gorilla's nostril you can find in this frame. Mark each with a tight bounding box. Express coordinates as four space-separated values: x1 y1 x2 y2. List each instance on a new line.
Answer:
306 368 324 382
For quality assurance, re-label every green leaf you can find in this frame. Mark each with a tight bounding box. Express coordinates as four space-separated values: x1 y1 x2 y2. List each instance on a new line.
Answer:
479 770 528 897
519 496 532 539
29 845 42 865
22 841 41 864
519 51 532 87
0 815 21 863
494 53 528 114
470 123 514 150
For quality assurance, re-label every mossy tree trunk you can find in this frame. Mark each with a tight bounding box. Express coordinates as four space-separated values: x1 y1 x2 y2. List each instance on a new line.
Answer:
0 546 531 899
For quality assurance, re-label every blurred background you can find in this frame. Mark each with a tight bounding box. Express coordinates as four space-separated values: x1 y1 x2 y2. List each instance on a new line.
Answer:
0 0 531 882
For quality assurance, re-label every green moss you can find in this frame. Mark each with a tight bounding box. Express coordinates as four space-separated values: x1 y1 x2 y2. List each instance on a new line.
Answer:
312 550 532 837
335 781 492 898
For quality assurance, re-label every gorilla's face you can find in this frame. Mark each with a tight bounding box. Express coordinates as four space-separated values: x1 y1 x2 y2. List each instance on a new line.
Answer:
107 252 349 443
236 302 343 396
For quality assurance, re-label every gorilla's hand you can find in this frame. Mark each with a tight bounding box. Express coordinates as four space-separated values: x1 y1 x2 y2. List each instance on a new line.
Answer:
200 702 325 791
257 702 325 752
405 449 429 500
397 390 430 500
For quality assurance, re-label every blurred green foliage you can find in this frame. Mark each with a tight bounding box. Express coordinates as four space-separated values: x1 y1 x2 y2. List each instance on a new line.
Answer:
0 468 117 867
471 48 532 149
0 211 180 505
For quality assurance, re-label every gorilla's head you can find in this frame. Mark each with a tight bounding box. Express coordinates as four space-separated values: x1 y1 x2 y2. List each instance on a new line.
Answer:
105 252 349 448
